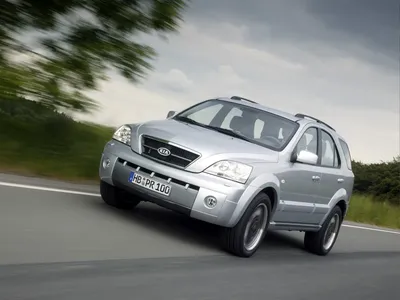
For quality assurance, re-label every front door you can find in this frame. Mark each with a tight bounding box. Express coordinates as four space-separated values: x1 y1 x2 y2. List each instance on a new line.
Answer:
273 126 322 224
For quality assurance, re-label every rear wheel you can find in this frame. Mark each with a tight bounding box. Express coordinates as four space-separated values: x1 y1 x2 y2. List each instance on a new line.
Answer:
100 180 141 210
304 205 343 255
221 193 272 257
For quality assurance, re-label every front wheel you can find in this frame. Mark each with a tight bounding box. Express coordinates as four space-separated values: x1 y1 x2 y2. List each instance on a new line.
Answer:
304 205 343 256
221 193 272 257
100 180 141 210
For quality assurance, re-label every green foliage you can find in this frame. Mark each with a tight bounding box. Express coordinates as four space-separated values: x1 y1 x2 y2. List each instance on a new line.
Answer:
0 0 189 113
0 98 114 179
346 194 400 229
352 157 400 205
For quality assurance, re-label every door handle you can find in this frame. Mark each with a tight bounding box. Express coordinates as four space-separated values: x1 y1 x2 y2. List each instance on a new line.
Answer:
337 178 344 183
312 175 320 181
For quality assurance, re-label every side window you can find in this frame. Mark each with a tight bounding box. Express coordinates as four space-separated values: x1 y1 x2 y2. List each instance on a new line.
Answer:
187 103 223 125
320 130 340 168
296 127 318 156
339 139 352 170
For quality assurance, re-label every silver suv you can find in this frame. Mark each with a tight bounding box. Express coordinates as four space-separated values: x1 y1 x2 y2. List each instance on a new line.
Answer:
99 96 354 257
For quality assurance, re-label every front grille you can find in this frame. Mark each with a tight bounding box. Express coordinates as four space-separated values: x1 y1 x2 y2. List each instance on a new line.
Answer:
141 135 200 168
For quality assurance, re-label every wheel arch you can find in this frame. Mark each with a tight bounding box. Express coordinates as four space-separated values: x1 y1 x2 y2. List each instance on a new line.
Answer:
319 198 348 226
226 175 281 228
259 186 279 215
336 199 348 218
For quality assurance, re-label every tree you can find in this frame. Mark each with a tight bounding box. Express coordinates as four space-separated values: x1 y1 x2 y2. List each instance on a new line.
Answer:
0 0 189 113
352 156 400 205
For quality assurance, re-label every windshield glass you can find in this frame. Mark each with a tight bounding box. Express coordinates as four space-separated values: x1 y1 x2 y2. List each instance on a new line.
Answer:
174 99 299 151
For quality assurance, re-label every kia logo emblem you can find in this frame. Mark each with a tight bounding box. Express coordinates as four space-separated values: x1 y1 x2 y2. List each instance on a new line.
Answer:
157 147 171 156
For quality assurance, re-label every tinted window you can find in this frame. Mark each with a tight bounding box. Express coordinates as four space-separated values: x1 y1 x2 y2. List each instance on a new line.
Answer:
220 106 242 129
339 139 352 170
174 99 299 151
221 109 266 139
321 130 340 168
186 102 223 125
296 127 318 156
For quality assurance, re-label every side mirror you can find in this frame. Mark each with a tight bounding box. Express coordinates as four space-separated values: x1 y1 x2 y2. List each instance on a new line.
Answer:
292 150 318 165
167 110 177 118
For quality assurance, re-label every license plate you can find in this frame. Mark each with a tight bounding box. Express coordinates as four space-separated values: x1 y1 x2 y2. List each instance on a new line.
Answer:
128 172 171 196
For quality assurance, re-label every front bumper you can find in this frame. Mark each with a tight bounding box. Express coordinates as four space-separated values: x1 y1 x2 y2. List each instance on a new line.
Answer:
99 140 247 227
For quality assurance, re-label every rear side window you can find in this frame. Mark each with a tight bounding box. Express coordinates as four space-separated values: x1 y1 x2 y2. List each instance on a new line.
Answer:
320 130 340 168
339 139 352 170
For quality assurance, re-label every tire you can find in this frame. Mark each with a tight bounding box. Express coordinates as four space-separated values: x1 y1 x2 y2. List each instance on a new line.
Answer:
304 205 343 256
221 193 272 258
100 180 141 210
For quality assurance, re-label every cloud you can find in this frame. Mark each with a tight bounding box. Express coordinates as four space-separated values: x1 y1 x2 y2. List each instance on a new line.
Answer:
305 0 399 62
156 69 194 93
187 0 398 72
76 76 188 125
74 0 398 163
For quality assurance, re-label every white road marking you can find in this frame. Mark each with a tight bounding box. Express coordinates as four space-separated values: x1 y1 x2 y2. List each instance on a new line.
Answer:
0 180 399 235
0 181 100 197
342 224 400 235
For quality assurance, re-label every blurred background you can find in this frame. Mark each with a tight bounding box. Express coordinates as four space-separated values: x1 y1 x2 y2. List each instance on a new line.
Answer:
0 0 399 228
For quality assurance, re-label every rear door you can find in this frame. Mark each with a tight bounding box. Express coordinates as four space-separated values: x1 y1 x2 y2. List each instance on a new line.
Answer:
309 129 344 223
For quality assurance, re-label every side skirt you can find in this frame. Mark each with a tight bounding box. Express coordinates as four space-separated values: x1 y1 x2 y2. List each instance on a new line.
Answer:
269 221 321 232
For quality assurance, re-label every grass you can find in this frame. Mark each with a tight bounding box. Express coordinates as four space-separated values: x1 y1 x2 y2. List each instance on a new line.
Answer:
0 113 114 182
346 194 400 229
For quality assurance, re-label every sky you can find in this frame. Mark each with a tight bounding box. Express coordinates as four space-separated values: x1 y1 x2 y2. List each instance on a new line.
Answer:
77 0 399 164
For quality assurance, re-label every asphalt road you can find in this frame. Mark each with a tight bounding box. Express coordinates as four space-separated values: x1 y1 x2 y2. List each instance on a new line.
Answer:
0 173 399 300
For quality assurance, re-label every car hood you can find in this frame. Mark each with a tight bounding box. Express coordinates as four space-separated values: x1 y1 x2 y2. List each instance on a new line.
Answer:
131 119 279 172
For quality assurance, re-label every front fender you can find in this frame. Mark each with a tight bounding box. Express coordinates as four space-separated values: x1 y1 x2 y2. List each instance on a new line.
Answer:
226 173 280 227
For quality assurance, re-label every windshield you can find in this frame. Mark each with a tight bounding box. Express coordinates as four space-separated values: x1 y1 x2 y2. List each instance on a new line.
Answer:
174 99 299 151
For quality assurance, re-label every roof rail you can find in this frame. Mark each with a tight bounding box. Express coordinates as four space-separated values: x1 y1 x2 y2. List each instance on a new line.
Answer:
295 113 336 131
230 95 258 104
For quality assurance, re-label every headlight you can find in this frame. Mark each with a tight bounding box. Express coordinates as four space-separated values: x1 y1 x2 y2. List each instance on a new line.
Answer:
112 125 131 145
204 160 253 184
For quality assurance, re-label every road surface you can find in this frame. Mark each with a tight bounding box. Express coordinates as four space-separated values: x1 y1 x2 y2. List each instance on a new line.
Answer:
0 173 399 300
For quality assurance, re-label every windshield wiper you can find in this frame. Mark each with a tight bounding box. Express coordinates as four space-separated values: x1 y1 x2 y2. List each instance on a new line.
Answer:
174 116 208 128
174 116 253 143
206 126 253 143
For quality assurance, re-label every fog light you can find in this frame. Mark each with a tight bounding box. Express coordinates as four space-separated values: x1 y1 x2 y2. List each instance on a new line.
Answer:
204 196 217 209
102 158 111 169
